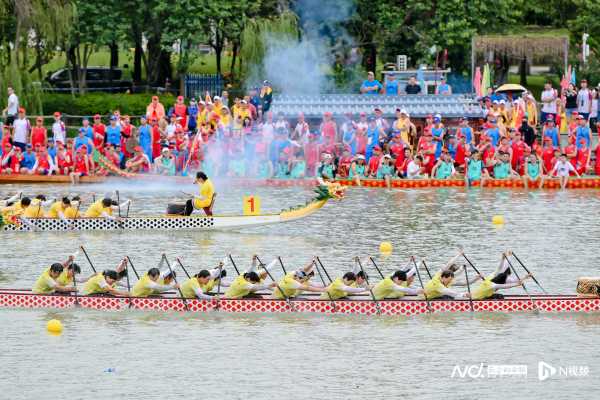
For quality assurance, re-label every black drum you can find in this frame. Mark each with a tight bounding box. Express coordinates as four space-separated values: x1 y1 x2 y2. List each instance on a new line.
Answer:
167 203 186 215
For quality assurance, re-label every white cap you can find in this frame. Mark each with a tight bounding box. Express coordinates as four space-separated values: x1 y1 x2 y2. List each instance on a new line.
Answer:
434 113 442 119
399 108 408 114
499 99 506 104
323 153 332 159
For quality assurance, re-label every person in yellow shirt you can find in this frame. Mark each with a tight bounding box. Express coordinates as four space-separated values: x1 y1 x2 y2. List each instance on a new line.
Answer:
46 197 71 220
32 263 77 294
471 252 532 300
185 172 215 216
320 272 369 300
131 268 178 297
181 263 228 300
84 198 124 221
271 260 327 300
23 195 51 218
64 196 82 219
224 271 276 299
372 270 424 300
1 196 30 219
83 269 130 296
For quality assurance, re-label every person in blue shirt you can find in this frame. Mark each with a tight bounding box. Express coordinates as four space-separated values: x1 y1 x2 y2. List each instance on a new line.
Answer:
106 116 121 146
431 114 445 159
365 117 381 160
383 74 399 95
435 77 452 95
269 129 290 169
360 71 382 95
74 128 94 154
446 135 458 159
486 119 500 147
542 117 560 147
138 116 153 161
21 144 37 172
575 115 592 149
80 118 93 140
47 138 57 160
458 117 473 146
187 99 198 134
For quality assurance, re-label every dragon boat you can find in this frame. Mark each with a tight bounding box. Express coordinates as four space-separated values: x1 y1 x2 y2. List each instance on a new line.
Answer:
0 183 344 232
0 290 598 316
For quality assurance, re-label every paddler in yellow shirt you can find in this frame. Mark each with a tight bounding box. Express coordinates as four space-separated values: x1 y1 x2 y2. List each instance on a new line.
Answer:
271 259 327 299
33 263 77 294
185 171 214 216
64 196 82 219
320 272 370 300
84 197 128 221
471 252 532 300
83 268 130 296
372 269 423 300
23 194 51 218
1 196 30 219
131 267 179 297
46 197 71 220
181 262 228 300
224 271 276 299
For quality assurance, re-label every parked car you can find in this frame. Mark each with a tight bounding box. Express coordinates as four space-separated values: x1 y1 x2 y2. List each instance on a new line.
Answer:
45 67 133 93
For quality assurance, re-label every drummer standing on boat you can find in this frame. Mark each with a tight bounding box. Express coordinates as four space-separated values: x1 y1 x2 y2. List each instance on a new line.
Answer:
186 172 214 216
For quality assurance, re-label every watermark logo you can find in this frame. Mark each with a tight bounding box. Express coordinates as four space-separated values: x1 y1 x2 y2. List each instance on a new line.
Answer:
538 361 556 381
451 363 528 379
537 361 589 381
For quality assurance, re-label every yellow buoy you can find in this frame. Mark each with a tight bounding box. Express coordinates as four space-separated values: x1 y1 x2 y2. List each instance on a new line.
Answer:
492 215 505 225
46 319 63 334
379 242 393 253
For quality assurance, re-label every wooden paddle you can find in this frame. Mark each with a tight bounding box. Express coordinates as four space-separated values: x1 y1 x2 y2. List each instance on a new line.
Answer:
356 257 381 315
463 264 474 312
80 246 97 274
312 260 337 312
215 261 224 311
421 259 433 279
123 258 133 309
256 255 296 311
460 250 486 280
163 254 189 311
504 255 538 313
511 252 547 294
125 256 141 280
175 257 192 279
228 254 240 276
412 256 432 313
315 257 333 284
368 256 385 279
277 256 287 275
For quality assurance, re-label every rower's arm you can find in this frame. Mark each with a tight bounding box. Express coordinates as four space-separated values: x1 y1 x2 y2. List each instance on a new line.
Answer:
101 211 116 220
146 281 173 292
300 285 327 293
54 284 76 293
194 287 214 300
4 193 21 204
493 255 510 276
246 282 272 292
107 286 130 297
339 284 367 294
405 266 416 278
438 287 465 298
443 253 463 271
390 283 421 295
491 282 522 291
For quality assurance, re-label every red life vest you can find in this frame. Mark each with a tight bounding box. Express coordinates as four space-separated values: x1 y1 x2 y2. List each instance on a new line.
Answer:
74 154 88 174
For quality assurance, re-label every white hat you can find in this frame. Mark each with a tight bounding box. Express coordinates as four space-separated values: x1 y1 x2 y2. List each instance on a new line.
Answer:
499 99 506 104
355 154 365 160
399 108 408 114
214 96 221 101
383 154 392 159
323 153 332 159
434 113 442 119
161 147 169 153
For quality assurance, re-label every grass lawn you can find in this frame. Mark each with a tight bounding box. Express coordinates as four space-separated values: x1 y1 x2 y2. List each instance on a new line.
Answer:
39 48 231 81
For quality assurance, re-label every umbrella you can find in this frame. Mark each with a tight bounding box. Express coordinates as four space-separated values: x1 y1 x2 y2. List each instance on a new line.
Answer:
495 83 527 93
473 67 482 97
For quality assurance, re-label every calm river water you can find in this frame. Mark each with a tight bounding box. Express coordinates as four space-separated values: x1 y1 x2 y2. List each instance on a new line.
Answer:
1 179 599 399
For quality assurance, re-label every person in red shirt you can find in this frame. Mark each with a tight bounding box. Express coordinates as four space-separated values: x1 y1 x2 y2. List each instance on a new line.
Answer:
397 148 412 177
1 145 18 174
575 138 591 175
418 135 436 175
540 138 555 175
92 114 106 148
355 127 367 156
173 96 188 131
55 144 72 175
510 131 529 173
303 133 320 177
594 140 600 176
125 146 151 173
120 115 134 159
478 136 496 173
367 146 382 177
150 118 162 160
69 146 89 184
454 135 469 173
30 117 47 148
320 112 337 143
34 146 53 175
564 136 577 174
337 148 353 178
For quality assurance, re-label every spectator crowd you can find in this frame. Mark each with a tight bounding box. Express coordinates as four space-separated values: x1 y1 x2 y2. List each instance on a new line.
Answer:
1 77 599 188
